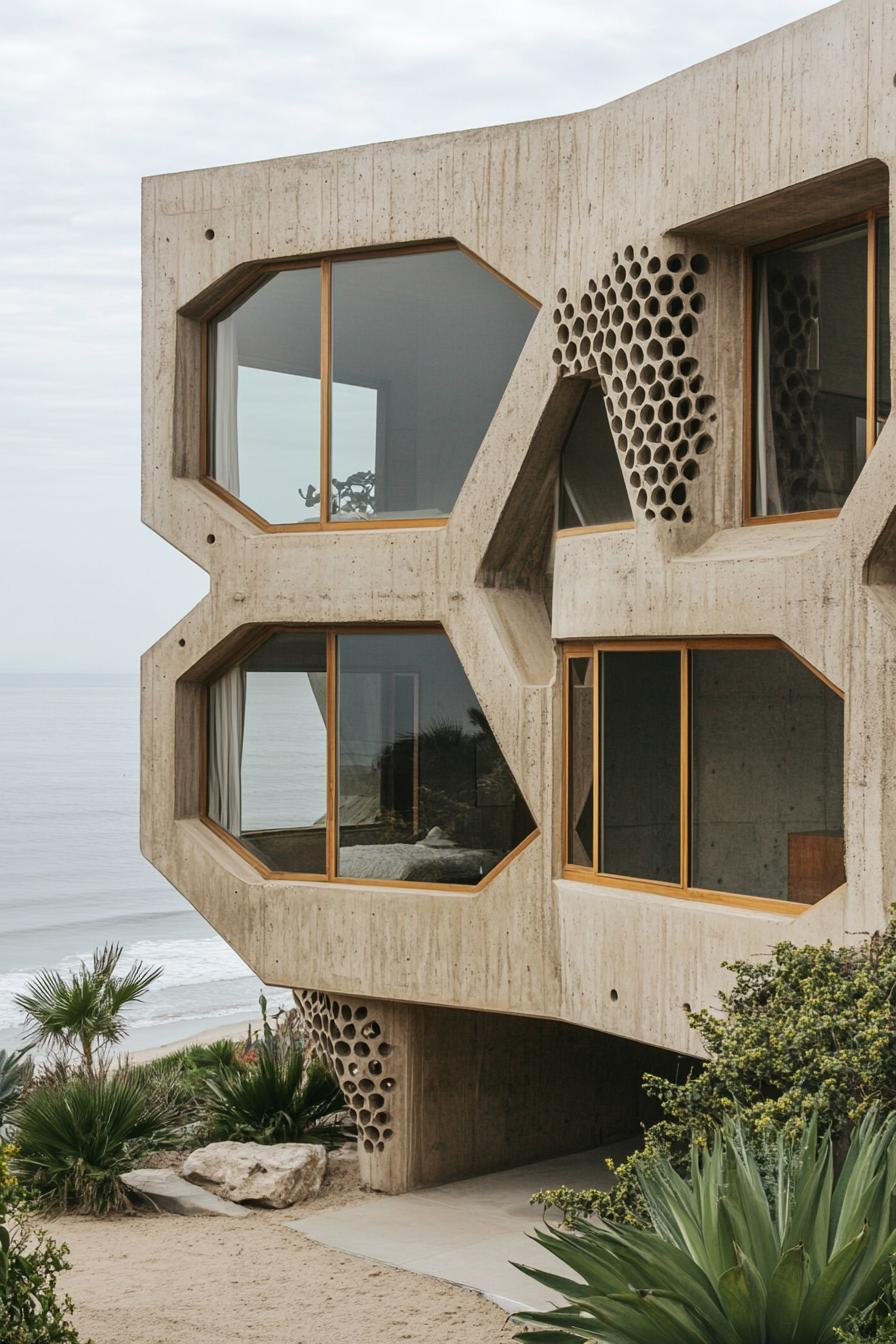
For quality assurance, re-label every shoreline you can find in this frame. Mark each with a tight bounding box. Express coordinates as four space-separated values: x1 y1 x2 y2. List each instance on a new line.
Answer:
121 1019 264 1065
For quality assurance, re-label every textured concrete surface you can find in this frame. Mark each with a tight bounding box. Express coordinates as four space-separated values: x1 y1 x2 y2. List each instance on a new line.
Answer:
141 0 896 1187
290 1144 630 1314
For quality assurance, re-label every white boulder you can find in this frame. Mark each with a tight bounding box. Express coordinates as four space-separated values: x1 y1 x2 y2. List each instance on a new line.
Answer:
182 1141 327 1208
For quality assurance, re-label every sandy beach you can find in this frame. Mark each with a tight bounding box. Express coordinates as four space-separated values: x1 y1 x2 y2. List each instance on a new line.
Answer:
53 1161 510 1344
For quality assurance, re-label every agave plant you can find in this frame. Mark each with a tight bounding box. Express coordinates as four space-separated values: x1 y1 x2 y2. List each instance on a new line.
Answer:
11 1070 178 1214
0 1048 33 1131
14 943 162 1072
514 1109 896 1344
201 1034 352 1148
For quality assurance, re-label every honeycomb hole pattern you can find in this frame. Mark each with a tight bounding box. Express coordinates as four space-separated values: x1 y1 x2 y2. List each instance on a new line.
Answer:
295 989 397 1154
552 247 716 522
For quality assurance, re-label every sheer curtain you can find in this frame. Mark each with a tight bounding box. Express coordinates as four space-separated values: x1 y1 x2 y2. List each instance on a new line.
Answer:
213 315 240 495
208 665 246 835
754 257 782 516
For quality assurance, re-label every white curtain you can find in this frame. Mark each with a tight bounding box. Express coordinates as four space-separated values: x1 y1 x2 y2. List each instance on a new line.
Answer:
754 257 782 517
208 665 246 835
213 316 240 495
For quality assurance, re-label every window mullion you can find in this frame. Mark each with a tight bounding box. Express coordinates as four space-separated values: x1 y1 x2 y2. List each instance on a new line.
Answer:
326 629 337 878
320 260 332 525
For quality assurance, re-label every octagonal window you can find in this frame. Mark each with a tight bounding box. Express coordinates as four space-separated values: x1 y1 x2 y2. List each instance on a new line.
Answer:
204 628 536 886
205 247 538 527
563 639 845 907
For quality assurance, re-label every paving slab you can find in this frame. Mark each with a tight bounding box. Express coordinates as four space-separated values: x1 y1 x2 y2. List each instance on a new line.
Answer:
289 1142 632 1314
122 1168 249 1217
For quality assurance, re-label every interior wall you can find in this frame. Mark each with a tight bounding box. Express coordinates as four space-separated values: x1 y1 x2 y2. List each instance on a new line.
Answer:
690 650 844 899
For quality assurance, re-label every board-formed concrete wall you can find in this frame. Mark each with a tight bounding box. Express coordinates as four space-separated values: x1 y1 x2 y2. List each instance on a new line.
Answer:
141 0 896 1099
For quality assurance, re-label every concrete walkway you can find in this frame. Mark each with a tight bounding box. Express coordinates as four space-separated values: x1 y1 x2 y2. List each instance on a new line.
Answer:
290 1142 631 1315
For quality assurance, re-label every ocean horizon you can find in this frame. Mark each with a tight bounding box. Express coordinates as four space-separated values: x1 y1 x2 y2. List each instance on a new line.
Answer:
0 672 291 1057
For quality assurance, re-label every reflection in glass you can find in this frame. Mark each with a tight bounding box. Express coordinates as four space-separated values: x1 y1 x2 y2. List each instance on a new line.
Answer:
337 632 534 882
211 269 322 523
599 651 680 883
689 649 844 903
559 384 633 529
566 657 594 866
877 217 891 438
330 251 537 521
752 225 868 516
207 632 327 873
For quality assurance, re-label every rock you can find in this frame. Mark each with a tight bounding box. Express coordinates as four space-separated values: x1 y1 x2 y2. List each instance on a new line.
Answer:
121 1168 248 1217
182 1141 327 1208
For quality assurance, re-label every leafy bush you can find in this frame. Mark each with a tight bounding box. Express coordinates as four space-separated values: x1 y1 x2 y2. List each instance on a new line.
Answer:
15 944 161 1073
0 1050 33 1132
201 1033 351 1148
535 923 896 1225
12 1071 178 1214
516 1109 896 1344
0 1145 84 1343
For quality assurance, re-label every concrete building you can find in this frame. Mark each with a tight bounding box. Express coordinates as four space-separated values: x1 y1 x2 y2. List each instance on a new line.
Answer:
141 0 896 1193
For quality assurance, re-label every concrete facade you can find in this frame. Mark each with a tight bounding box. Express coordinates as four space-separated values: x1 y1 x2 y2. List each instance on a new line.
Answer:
142 0 896 1190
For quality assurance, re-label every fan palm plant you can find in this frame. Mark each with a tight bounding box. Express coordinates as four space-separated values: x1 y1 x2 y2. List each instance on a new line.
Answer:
201 1034 351 1147
14 944 161 1072
514 1109 896 1344
12 1070 178 1214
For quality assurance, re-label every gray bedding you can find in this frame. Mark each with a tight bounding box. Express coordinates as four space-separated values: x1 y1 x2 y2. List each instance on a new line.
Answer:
338 842 500 884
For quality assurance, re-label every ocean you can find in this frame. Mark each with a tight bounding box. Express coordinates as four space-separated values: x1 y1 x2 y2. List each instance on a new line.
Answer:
0 673 292 1057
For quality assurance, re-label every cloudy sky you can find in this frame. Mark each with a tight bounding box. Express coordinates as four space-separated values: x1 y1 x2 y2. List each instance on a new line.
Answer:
1 0 824 672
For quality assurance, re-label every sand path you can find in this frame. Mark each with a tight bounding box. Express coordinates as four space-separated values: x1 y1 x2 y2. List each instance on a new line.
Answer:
52 1167 513 1344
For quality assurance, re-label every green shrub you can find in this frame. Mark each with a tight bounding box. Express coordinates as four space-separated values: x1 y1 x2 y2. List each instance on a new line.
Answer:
12 1071 178 1214
201 1034 351 1148
516 1109 896 1344
0 1145 84 1343
534 922 896 1225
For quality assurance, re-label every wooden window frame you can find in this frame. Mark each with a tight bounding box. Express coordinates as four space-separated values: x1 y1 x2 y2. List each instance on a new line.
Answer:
198 242 539 533
561 637 845 914
743 206 890 526
198 623 539 892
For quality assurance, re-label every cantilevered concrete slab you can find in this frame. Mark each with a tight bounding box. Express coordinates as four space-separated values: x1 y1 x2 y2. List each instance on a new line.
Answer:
290 1144 629 1315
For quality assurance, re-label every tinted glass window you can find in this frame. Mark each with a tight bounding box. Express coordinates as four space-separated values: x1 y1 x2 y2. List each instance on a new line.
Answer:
599 650 680 884
211 270 322 523
690 649 844 902
566 656 594 866
337 632 533 882
559 384 632 529
752 225 867 516
330 251 537 521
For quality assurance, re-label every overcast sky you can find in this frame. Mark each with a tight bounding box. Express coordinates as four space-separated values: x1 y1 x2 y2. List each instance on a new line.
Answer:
0 0 825 672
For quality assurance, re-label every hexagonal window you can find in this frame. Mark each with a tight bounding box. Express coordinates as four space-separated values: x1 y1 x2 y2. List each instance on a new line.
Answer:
204 627 536 886
204 246 538 528
564 639 844 907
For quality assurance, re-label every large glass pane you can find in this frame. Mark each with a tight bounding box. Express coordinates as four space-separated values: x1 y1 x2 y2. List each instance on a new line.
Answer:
752 225 868 516
566 657 594 867
207 632 327 873
876 216 891 439
559 384 633 529
330 250 537 521
599 651 680 883
690 649 844 902
336 631 534 883
210 269 321 523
